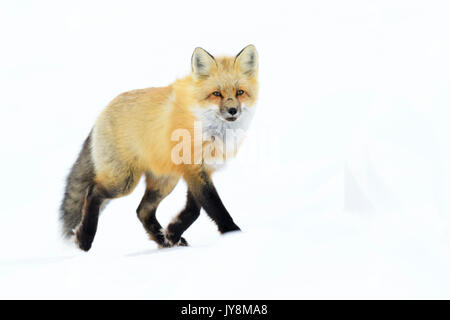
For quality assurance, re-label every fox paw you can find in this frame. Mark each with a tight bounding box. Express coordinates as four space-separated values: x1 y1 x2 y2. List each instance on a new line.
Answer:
177 237 189 246
75 230 93 252
168 236 188 247
161 229 189 247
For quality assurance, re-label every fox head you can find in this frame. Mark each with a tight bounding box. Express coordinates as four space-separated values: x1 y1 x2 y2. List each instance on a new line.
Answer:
190 45 258 122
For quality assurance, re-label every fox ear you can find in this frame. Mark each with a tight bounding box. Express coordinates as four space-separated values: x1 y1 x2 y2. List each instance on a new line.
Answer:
235 45 258 77
191 47 216 79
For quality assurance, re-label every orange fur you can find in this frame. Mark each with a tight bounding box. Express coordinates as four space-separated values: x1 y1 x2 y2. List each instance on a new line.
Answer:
91 46 259 193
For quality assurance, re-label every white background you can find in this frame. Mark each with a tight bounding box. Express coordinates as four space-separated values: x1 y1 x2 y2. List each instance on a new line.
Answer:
1 0 450 299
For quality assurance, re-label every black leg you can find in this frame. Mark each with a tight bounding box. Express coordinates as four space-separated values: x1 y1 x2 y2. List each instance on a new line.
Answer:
75 184 106 251
136 189 169 247
165 190 201 245
186 172 240 234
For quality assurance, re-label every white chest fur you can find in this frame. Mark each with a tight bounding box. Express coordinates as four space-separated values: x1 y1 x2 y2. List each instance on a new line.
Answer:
192 104 255 167
193 104 254 142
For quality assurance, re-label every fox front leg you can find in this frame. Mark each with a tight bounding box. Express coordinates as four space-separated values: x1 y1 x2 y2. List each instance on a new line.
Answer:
186 171 241 234
165 190 201 246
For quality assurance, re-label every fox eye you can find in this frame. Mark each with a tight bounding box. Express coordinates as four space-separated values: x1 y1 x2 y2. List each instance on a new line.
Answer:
236 89 245 96
212 91 222 97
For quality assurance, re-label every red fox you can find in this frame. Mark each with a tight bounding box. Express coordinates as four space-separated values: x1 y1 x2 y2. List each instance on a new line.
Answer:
60 45 258 251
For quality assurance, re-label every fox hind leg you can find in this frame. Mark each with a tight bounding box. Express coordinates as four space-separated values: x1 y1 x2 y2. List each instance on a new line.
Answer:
75 184 108 251
75 167 140 251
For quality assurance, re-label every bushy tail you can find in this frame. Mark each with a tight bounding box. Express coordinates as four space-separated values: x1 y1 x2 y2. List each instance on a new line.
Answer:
60 133 95 238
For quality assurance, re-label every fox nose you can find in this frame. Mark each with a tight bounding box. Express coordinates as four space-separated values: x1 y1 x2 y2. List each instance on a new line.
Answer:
228 107 238 116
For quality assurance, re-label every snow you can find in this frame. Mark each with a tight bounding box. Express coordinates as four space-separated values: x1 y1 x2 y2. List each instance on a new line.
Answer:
1 0 450 299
